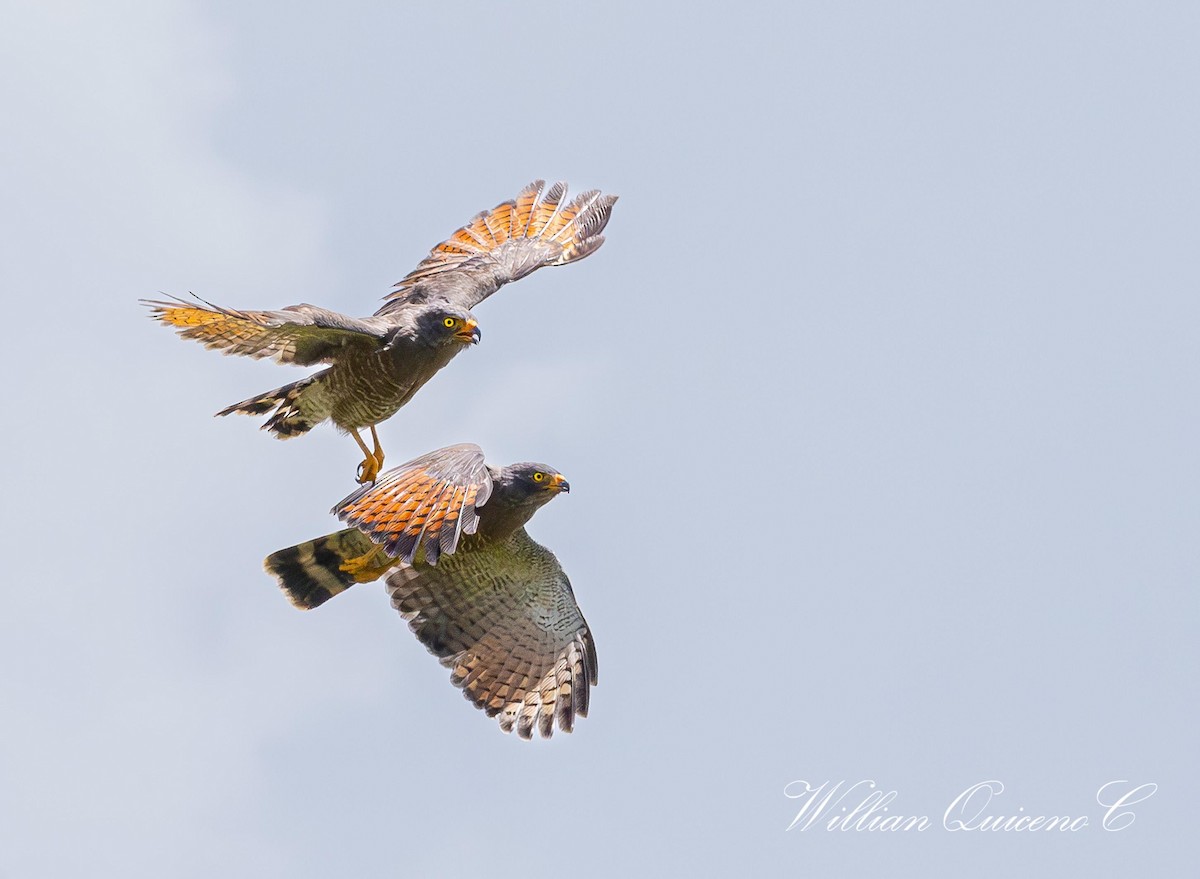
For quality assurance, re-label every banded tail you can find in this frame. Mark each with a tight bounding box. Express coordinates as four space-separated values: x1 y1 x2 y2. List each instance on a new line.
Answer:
264 528 386 609
216 373 329 438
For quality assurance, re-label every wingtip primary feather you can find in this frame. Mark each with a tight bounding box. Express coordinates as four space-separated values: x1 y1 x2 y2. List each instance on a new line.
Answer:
384 180 616 306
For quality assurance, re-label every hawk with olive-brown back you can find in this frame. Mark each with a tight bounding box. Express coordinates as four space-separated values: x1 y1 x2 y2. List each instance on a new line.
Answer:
264 443 596 740
145 182 617 483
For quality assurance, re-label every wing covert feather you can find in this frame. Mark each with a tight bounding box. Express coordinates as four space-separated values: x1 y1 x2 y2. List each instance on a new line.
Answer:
333 443 492 564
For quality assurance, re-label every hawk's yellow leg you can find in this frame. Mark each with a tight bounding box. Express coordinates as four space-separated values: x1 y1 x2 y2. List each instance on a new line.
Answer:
352 427 386 484
338 542 399 582
370 424 386 472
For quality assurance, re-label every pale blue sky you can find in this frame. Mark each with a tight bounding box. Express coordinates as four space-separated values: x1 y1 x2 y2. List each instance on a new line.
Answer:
1 2 1196 876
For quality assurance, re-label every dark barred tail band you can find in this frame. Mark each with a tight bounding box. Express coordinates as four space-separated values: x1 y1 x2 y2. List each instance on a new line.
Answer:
217 374 324 438
264 528 380 609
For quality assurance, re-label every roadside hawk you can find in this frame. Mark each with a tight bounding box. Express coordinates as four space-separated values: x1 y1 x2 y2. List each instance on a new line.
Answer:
146 181 617 483
264 443 596 740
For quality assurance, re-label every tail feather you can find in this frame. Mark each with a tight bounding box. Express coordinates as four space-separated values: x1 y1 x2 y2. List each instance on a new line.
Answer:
264 528 382 609
217 373 327 438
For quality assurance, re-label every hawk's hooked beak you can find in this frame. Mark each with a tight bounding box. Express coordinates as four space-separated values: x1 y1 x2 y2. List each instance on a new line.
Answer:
456 319 481 344
550 473 570 494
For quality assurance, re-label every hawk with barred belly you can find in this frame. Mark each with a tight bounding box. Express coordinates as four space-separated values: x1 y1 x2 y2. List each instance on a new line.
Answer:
264 443 596 740
146 182 617 484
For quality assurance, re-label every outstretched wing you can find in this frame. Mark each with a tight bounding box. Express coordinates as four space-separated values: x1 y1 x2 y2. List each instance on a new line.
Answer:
386 529 597 740
379 180 618 314
333 443 492 565
144 295 392 366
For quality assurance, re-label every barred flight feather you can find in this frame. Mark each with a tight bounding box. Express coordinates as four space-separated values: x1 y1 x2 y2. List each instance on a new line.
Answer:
385 180 617 309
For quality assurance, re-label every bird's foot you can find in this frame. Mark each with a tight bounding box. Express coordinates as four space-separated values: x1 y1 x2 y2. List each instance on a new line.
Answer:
356 453 382 485
339 547 395 582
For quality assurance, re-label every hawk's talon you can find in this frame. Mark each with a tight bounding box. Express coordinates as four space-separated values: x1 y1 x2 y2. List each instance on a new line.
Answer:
353 426 386 484
338 546 396 581
357 453 381 485
339 552 370 577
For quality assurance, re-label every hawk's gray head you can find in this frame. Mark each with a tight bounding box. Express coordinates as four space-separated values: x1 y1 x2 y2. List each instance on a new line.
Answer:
494 463 569 508
413 303 481 348
468 462 568 541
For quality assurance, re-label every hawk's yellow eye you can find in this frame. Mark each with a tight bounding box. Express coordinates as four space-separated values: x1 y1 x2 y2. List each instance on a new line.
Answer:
533 472 545 482
442 317 456 328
